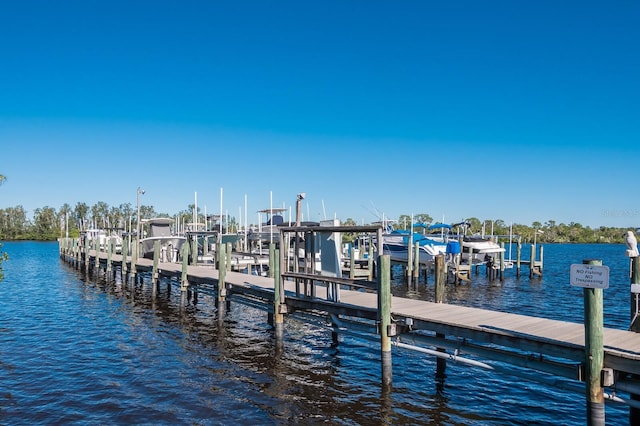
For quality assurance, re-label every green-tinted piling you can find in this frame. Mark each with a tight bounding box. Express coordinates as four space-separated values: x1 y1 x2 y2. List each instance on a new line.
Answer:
435 254 445 304
121 237 128 275
349 246 356 280
378 254 392 388
516 238 522 278
273 248 284 341
132 235 138 276
106 239 113 274
583 259 605 426
218 243 227 303
269 243 275 278
152 240 160 286
190 237 197 266
368 243 374 281
629 256 640 424
180 241 190 291
413 241 420 283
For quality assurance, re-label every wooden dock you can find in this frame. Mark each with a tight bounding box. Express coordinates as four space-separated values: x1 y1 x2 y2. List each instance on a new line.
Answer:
59 232 640 424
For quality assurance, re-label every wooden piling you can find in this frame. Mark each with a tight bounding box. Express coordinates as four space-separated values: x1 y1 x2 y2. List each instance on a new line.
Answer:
269 243 275 278
368 243 374 281
379 254 392 388
516 238 522 278
93 238 99 274
68 238 74 266
434 253 447 387
349 248 356 280
131 235 138 276
529 244 536 278
499 242 505 281
434 254 445 304
152 240 160 286
406 234 413 289
121 237 128 275
413 241 420 283
583 259 605 426
190 237 197 266
106 239 113 274
273 247 284 342
630 257 640 332
529 244 543 277
218 243 227 316
180 241 189 291
84 235 90 272
630 256 640 424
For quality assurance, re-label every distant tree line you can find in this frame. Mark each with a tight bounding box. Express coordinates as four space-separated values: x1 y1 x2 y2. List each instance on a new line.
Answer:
0 175 6 280
0 201 634 245
0 201 238 241
343 213 632 245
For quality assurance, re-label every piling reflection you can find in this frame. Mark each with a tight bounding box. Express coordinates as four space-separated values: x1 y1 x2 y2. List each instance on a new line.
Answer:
58 241 636 425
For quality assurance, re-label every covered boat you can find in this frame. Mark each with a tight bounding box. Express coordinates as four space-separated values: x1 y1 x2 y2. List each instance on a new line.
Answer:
140 218 186 262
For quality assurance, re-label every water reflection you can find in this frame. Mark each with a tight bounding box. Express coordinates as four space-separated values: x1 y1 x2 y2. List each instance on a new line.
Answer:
0 242 633 424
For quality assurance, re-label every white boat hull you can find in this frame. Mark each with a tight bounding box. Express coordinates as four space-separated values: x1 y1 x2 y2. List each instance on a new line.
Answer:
140 237 186 262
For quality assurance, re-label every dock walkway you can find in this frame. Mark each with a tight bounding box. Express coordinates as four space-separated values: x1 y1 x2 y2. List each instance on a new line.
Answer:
97 252 640 377
59 240 640 423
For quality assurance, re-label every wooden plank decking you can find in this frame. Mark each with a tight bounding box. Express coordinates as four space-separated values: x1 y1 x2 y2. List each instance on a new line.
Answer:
75 251 640 375
86 251 640 377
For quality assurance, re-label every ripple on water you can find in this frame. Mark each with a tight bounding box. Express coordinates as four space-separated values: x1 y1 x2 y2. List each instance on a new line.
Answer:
0 242 632 424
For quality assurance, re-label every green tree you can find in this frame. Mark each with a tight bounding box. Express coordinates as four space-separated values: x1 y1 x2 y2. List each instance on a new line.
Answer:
139 205 158 221
396 213 432 230
57 203 75 238
91 201 109 228
341 217 358 243
0 175 7 280
32 206 59 240
74 202 89 231
0 206 29 239
118 203 135 234
396 215 411 229
414 214 433 226
465 217 482 234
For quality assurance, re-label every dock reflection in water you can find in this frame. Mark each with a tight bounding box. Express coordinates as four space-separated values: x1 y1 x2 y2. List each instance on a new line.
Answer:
0 241 631 424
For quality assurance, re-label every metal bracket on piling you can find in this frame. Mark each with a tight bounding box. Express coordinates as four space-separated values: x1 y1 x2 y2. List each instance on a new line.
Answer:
601 368 614 387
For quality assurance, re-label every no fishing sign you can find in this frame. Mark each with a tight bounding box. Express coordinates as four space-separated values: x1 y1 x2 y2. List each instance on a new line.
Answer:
570 264 610 289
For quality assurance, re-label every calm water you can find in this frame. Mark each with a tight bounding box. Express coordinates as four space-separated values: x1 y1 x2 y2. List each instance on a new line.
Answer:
0 241 633 425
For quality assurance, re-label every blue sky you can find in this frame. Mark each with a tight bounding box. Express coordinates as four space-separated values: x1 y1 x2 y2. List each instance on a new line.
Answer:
1 1 638 228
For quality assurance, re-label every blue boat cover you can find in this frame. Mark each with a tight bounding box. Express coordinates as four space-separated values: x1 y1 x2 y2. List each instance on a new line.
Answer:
428 223 451 231
446 241 461 254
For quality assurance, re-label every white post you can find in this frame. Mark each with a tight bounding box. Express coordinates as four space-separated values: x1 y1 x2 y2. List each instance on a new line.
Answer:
194 191 197 229
136 187 145 255
244 194 248 250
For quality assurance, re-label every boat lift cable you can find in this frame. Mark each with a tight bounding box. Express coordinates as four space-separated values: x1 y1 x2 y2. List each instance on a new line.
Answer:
630 292 640 331
202 294 640 409
326 314 640 409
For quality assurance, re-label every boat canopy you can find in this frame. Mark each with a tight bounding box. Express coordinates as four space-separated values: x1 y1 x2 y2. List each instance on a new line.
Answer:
145 217 174 237
391 230 445 247
451 221 471 228
428 223 452 231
